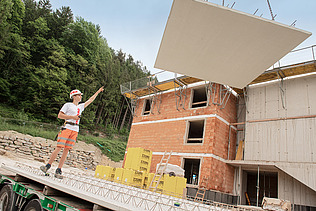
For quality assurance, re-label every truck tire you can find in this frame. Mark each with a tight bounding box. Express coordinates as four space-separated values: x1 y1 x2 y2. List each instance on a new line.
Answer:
24 199 43 211
0 184 14 211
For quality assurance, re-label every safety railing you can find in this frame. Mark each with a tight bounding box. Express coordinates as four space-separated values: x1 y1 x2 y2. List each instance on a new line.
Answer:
121 44 316 94
269 44 316 70
120 71 182 94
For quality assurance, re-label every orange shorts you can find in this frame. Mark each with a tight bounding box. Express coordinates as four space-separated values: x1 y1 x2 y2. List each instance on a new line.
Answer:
57 129 77 149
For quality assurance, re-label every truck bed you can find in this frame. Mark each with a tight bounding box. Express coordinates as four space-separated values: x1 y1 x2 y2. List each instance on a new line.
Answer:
1 163 253 211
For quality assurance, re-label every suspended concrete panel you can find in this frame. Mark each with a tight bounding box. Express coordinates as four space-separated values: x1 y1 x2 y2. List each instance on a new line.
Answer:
155 0 311 88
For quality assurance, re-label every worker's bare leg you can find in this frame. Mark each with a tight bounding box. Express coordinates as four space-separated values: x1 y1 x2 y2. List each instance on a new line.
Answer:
58 148 70 169
48 147 62 164
40 147 62 173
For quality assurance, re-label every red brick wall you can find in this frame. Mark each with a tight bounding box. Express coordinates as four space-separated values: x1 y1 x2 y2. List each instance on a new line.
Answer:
201 158 235 193
131 84 236 123
212 118 237 160
128 118 217 153
124 83 237 194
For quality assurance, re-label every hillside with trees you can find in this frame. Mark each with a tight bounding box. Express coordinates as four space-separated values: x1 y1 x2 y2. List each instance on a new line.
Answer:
0 0 149 136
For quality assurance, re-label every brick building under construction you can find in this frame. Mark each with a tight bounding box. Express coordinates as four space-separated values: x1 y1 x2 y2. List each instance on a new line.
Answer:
121 49 316 209
121 0 315 209
123 78 238 194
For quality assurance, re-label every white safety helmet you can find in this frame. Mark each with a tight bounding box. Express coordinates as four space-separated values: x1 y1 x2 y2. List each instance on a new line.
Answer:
70 89 83 99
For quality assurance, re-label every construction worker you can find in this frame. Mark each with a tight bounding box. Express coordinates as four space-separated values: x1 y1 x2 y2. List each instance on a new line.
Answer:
40 86 104 179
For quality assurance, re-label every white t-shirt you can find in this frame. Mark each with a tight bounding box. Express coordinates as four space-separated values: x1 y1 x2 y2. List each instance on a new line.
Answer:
60 102 85 132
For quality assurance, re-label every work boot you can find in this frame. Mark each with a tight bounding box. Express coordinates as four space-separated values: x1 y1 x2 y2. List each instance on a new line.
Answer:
40 164 51 173
55 168 63 179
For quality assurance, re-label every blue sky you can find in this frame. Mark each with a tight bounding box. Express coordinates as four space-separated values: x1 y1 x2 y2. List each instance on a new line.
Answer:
49 0 315 76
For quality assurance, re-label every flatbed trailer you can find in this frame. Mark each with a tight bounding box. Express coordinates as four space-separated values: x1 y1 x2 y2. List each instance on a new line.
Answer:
0 172 80 211
0 163 254 211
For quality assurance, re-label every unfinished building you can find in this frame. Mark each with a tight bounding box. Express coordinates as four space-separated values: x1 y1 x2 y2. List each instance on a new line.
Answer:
230 59 316 208
121 0 315 209
121 49 316 209
123 76 238 194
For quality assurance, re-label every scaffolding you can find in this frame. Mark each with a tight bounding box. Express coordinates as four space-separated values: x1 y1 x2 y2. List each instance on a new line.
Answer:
120 74 202 116
174 76 187 111
206 82 233 109
120 73 239 115
121 45 316 116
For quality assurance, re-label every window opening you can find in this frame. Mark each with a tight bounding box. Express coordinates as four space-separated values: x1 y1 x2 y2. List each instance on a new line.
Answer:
191 87 208 108
183 158 201 185
187 120 205 143
143 99 152 115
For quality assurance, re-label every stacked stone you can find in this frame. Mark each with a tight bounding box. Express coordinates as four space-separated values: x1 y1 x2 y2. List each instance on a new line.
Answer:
0 134 98 170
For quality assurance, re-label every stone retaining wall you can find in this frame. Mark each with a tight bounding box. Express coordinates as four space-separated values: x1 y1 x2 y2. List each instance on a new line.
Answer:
0 131 99 170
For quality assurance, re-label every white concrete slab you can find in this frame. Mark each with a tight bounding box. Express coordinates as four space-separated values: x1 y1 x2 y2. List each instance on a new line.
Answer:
155 0 311 88
2 165 132 211
2 164 231 211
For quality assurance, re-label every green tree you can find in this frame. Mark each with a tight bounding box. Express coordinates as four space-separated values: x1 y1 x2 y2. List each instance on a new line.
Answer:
61 17 100 64
0 0 29 103
0 0 13 59
47 6 73 39
0 0 150 133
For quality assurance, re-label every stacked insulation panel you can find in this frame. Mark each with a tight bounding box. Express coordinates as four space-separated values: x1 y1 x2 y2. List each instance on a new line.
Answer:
95 147 187 198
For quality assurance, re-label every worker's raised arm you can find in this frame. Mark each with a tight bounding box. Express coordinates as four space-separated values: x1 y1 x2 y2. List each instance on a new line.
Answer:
84 86 104 108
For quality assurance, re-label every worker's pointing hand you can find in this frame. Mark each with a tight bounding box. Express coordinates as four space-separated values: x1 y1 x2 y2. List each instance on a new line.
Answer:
98 86 104 93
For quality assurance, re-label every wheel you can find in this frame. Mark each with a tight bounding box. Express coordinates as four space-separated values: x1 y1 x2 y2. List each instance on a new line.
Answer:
0 184 14 211
24 199 43 211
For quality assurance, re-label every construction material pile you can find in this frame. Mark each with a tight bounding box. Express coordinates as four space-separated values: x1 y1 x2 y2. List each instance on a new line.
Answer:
95 147 187 198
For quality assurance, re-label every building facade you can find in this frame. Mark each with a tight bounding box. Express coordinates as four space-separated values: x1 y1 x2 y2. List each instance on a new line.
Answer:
125 83 237 194
230 71 316 208
122 60 316 208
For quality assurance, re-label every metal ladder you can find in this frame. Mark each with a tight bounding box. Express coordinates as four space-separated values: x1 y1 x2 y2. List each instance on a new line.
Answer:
148 151 172 192
194 177 209 203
